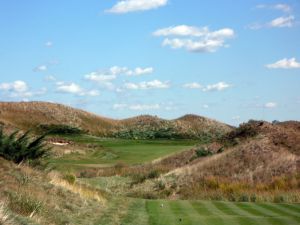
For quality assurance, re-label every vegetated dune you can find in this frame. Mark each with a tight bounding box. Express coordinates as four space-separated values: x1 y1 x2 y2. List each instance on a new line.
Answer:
0 157 106 224
168 120 300 185
0 101 119 136
0 101 233 139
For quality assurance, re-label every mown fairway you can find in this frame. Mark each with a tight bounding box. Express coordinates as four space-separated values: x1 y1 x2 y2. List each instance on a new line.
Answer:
98 199 300 225
49 135 197 170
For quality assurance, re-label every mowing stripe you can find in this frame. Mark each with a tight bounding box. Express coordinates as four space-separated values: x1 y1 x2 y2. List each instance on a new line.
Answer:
213 201 240 216
205 201 228 216
263 203 300 218
146 200 177 225
227 202 257 217
235 202 274 217
248 203 285 217
180 201 208 225
266 217 300 225
169 200 194 225
121 199 149 225
190 201 214 217
276 203 300 215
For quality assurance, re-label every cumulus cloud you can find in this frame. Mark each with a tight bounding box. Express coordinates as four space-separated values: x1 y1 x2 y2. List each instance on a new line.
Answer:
257 4 292 13
266 58 300 69
106 0 168 14
203 82 231 92
44 75 56 82
250 4 295 29
183 81 231 92
113 103 160 111
269 15 295 27
84 66 154 89
183 82 202 89
126 67 153 76
34 65 48 72
0 80 47 99
264 102 277 108
0 80 28 93
153 25 234 53
124 80 170 90
56 82 100 96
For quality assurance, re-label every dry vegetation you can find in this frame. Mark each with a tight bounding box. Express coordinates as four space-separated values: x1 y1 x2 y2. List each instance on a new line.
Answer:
0 101 232 139
0 157 107 224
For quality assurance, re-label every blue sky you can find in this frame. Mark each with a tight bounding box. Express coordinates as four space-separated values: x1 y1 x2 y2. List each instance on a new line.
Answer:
0 0 299 125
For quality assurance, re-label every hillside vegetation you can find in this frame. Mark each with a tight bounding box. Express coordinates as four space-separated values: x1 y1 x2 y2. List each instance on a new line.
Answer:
0 101 232 140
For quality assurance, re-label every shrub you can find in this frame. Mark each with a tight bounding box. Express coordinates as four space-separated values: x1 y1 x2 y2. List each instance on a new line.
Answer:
0 128 50 164
147 170 160 179
195 147 212 157
38 124 83 135
63 173 76 185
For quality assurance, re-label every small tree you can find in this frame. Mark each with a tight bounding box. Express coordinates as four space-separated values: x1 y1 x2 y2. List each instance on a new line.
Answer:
0 128 50 164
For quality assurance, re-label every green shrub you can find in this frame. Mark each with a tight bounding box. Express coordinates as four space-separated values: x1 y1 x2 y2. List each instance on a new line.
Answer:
239 194 250 202
0 128 50 164
63 173 76 185
38 124 83 135
147 170 160 179
195 147 212 157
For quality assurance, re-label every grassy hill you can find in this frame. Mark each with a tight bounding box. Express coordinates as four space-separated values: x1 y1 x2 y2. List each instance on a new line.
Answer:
0 101 232 139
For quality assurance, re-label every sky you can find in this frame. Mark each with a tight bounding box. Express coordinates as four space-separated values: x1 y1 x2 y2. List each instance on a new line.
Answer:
0 0 299 125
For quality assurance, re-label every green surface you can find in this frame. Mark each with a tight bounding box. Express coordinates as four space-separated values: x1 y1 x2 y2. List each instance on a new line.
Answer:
49 135 197 170
97 198 300 225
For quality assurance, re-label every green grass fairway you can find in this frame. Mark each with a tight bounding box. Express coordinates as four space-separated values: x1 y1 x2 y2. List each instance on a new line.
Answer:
98 199 300 225
49 135 197 170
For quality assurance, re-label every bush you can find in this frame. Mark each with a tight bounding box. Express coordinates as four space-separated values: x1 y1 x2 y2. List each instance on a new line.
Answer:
63 173 76 185
195 147 212 157
0 128 50 164
38 124 83 135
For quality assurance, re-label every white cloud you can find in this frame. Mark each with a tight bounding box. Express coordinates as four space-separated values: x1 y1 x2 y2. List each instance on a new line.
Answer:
124 79 170 90
202 104 209 109
232 116 241 121
56 83 83 94
45 41 53 47
266 58 300 69
0 81 47 99
274 4 292 13
113 103 160 111
44 75 56 82
126 67 153 76
56 82 100 96
34 65 48 72
154 25 234 53
203 82 231 92
153 25 209 37
113 103 128 110
257 4 292 13
269 15 295 28
264 102 277 108
183 82 202 89
129 104 160 111
106 0 168 14
0 80 28 93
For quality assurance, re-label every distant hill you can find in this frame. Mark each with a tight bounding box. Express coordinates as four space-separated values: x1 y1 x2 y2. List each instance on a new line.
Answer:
0 101 232 139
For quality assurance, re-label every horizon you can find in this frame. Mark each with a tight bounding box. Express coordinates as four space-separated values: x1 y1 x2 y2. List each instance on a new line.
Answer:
0 0 299 126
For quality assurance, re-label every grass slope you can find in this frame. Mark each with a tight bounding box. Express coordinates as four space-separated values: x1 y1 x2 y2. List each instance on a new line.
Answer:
49 135 198 170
